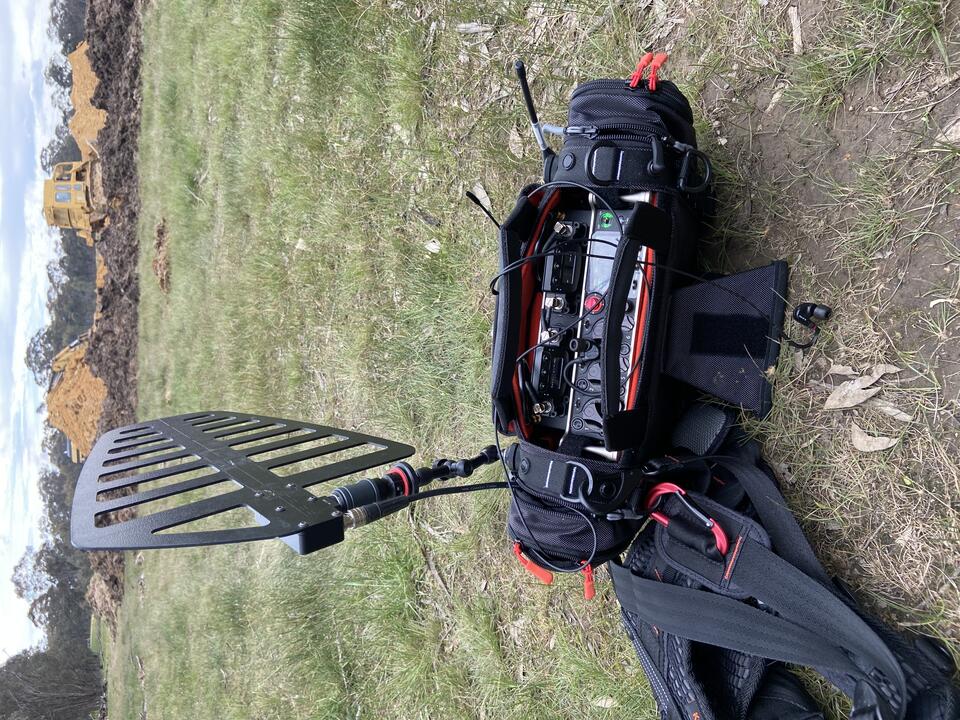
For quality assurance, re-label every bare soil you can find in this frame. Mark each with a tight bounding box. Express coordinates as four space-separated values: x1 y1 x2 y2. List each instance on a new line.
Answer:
84 0 143 434
80 0 144 625
152 219 170 293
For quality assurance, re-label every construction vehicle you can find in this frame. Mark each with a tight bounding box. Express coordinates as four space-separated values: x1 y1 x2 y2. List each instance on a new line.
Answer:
43 160 106 245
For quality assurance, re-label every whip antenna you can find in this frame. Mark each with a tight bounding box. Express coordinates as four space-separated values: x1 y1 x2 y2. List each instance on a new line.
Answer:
514 59 555 165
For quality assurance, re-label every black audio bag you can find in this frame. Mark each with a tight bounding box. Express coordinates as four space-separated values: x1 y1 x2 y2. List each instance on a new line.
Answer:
491 76 708 456
493 66 788 574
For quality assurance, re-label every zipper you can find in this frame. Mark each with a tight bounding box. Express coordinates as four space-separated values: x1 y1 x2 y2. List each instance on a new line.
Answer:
513 542 554 584
571 79 692 121
581 563 596 600
565 123 666 140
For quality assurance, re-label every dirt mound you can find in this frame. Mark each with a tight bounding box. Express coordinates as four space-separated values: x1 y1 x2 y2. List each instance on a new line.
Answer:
85 551 126 633
84 0 143 432
47 341 107 459
79 0 145 629
67 41 107 161
95 250 107 288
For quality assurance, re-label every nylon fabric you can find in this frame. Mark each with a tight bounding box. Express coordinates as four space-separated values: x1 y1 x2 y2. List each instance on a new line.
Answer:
613 407 960 720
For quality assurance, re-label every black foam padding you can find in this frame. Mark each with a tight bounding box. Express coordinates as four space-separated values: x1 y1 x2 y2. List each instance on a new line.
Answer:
671 404 735 457
662 262 788 417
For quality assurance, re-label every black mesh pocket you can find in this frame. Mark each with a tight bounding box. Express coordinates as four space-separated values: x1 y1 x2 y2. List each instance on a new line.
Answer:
507 485 641 568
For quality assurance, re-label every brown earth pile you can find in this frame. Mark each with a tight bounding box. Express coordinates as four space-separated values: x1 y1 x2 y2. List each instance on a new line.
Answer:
46 343 107 458
67 41 107 161
152 219 170 293
85 551 126 632
84 0 142 433
93 251 106 322
76 0 145 629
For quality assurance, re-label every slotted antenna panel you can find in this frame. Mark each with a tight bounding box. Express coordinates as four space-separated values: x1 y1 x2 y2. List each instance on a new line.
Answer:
71 411 415 554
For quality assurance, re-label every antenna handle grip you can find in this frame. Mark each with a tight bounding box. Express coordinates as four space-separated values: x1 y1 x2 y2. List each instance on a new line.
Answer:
331 474 402 511
514 59 539 125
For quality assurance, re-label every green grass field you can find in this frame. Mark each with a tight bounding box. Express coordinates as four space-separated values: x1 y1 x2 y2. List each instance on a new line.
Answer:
108 1 960 718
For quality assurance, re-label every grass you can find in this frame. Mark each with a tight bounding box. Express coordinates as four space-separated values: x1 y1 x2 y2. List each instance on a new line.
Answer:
787 0 948 112
111 0 960 718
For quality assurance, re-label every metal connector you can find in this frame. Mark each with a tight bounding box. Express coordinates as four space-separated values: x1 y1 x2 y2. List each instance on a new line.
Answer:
342 507 371 531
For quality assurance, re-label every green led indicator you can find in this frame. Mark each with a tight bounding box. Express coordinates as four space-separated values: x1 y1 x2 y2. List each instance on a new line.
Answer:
600 211 614 229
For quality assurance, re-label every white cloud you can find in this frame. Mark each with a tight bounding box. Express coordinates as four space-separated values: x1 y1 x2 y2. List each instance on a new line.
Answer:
7 0 59 87
0 0 64 660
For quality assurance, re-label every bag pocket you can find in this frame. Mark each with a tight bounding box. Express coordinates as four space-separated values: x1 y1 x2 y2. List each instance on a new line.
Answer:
507 484 641 568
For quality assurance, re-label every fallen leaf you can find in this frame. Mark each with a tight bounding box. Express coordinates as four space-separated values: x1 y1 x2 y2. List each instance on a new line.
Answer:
764 82 786 114
866 399 913 423
594 697 617 709
929 297 959 308
870 363 902 378
824 380 882 410
471 182 492 212
851 423 899 452
826 363 858 377
793 350 807 373
937 116 960 144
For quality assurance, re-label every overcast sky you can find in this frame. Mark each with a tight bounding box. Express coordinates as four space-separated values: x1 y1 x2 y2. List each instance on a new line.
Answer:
0 0 63 659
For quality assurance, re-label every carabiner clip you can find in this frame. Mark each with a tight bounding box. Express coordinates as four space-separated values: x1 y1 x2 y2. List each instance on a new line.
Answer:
677 147 712 194
645 482 729 555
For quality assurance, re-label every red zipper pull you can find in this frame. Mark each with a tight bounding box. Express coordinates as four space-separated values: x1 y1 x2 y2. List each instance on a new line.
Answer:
582 563 596 600
513 542 554 585
629 52 655 89
648 53 669 91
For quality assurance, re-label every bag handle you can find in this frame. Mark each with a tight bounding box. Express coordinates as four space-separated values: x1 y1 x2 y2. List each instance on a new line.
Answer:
599 202 670 449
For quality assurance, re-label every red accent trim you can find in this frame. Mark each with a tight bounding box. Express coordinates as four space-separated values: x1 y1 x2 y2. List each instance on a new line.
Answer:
711 523 730 556
582 563 596 600
723 535 744 580
648 53 669 91
627 242 656 408
513 542 554 584
511 190 563 440
650 511 670 527
629 52 655 88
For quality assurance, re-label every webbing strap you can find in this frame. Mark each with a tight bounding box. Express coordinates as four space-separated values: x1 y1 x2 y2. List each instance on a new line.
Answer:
612 448 911 720
611 561 860 673
715 456 834 589
610 547 906 720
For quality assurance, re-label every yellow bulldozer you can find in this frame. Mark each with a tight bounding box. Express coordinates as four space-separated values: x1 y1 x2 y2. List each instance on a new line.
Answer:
43 159 106 246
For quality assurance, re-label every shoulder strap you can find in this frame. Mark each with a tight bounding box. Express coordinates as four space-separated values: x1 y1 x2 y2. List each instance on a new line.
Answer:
613 446 911 720
611 536 907 720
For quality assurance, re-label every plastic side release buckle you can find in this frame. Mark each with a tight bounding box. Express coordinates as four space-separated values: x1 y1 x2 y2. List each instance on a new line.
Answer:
513 542 554 584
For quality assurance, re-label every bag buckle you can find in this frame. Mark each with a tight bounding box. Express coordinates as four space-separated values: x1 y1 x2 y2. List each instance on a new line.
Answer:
645 482 729 555
665 137 712 194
